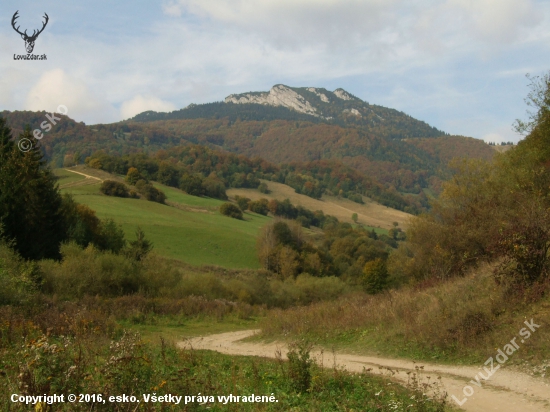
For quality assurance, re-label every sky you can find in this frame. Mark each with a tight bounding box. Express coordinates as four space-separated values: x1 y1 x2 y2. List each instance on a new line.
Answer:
0 0 549 143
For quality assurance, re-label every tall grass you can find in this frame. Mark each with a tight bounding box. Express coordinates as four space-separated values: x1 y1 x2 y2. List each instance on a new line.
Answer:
260 263 550 364
0 301 450 411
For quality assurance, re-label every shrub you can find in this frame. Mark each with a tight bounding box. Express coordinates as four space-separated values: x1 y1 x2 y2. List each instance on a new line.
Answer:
100 180 129 197
0 243 38 306
220 203 243 220
135 180 166 204
40 242 142 299
287 340 313 393
348 193 364 204
235 195 251 211
249 198 269 215
258 182 269 194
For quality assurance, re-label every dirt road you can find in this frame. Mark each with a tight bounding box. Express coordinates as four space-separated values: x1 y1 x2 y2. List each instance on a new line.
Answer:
64 168 103 182
179 330 550 412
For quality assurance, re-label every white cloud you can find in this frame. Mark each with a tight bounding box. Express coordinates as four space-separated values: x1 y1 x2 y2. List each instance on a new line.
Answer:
169 0 400 49
25 69 117 124
162 1 184 17
447 0 540 43
120 95 177 120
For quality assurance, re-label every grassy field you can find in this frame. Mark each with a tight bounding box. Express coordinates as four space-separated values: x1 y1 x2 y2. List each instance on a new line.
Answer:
228 180 411 230
55 167 270 269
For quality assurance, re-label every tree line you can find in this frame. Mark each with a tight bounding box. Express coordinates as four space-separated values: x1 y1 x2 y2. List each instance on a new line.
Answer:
399 72 550 293
0 118 150 262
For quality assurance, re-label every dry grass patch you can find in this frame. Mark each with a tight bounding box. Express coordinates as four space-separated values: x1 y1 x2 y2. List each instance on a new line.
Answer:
260 263 550 365
228 180 412 229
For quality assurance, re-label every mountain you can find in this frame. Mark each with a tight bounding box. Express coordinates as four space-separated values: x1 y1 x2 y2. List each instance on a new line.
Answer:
131 84 446 140
1 85 496 202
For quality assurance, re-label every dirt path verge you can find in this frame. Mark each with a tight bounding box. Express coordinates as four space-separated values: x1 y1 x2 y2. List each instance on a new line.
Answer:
178 330 550 412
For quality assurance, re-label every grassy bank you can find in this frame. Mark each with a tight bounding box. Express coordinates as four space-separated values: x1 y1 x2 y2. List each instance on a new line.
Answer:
259 263 550 371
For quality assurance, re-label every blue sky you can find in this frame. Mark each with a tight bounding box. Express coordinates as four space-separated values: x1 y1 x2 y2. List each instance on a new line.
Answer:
1 0 549 143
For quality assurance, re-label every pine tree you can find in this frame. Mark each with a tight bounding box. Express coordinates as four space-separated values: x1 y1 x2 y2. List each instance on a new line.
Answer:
0 121 66 260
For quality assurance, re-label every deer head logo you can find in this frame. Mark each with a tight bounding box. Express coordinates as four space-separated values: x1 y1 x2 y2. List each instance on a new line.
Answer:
11 11 49 54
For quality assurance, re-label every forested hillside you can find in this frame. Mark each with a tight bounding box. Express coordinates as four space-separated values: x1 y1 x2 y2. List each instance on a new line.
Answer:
85 146 425 212
2 111 494 201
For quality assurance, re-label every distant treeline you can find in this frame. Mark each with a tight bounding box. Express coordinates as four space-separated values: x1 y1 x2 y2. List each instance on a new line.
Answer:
85 146 421 212
131 102 321 123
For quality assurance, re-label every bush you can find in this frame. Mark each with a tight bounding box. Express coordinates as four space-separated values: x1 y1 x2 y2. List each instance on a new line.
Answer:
287 340 313 393
235 195 251 211
348 193 364 204
249 198 269 215
100 180 129 198
258 182 269 194
135 180 166 204
41 243 142 299
220 203 243 219
0 243 38 306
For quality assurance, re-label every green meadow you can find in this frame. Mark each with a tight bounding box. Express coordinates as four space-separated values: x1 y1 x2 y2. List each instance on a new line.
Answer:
54 169 270 269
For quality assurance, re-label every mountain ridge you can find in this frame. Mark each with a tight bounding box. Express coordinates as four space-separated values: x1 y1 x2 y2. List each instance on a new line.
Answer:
130 84 447 140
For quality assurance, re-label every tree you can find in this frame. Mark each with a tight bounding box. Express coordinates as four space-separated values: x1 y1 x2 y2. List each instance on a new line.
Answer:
0 123 66 260
258 182 269 194
125 167 143 185
156 161 179 187
61 194 127 253
514 72 550 136
351 213 358 223
235 196 251 211
180 174 204 196
202 175 227 199
220 202 243 219
362 258 389 294
257 223 278 271
277 246 299 279
96 219 127 254
125 227 153 261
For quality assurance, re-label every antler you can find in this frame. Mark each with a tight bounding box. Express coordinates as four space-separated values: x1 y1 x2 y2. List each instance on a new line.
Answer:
11 11 49 40
32 13 49 38
11 11 27 37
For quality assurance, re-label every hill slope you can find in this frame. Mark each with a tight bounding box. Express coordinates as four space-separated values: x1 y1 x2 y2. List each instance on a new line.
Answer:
55 166 270 269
